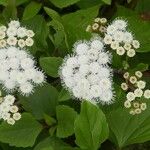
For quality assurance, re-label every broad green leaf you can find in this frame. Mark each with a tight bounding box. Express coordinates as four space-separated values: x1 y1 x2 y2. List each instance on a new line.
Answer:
56 105 77 138
107 107 150 148
22 15 49 54
49 0 80 8
115 6 150 52
2 0 17 20
62 5 100 49
0 113 42 147
23 1 42 20
75 101 109 150
135 0 150 13
102 0 111 5
44 7 61 21
34 137 79 150
131 63 149 72
19 84 58 119
0 0 7 6
77 0 103 8
40 57 63 78
44 114 56 126
58 88 71 102
16 0 30 6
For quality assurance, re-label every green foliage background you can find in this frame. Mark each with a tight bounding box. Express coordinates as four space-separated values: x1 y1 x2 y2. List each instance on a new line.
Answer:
0 0 150 149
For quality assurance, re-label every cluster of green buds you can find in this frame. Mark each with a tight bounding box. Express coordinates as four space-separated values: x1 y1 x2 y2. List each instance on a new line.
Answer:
86 17 107 33
121 71 150 115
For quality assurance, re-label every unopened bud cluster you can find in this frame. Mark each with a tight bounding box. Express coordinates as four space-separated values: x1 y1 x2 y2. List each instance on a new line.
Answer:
86 17 107 33
0 91 21 125
0 20 34 48
121 71 150 114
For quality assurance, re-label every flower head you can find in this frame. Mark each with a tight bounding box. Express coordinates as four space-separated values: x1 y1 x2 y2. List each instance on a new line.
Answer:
60 37 114 104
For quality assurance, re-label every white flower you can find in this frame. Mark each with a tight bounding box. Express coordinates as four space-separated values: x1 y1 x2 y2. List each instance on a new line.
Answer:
75 43 89 55
13 112 21 121
140 103 147 110
124 100 131 108
129 76 137 84
132 40 140 49
0 31 5 39
0 26 7 32
99 78 111 90
113 31 124 42
87 48 99 61
32 70 45 84
7 37 17 46
123 32 133 43
124 43 131 50
18 39 25 48
94 17 101 23
6 27 17 37
16 72 27 84
110 41 119 50
113 19 127 30
25 37 34 46
100 90 113 104
4 79 16 90
24 68 36 80
17 27 26 38
135 71 142 78
90 84 102 97
100 18 107 24
9 58 20 69
144 89 150 99
78 55 89 64
134 88 143 97
10 106 18 113
21 57 34 69
4 95 15 105
26 30 35 37
7 46 18 58
98 52 110 64
104 35 112 44
92 23 99 30
0 40 6 48
127 49 136 57
66 57 78 67
121 82 128 90
137 80 146 89
86 25 92 32
116 47 125 55
134 108 141 114
89 62 100 74
20 82 33 95
106 25 117 35
79 64 89 75
8 20 20 28
91 39 103 50
126 92 135 101
98 67 111 78
7 118 15 125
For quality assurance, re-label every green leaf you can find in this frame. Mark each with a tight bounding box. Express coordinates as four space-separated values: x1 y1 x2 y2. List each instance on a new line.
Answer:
56 105 77 138
58 88 71 102
102 0 111 5
135 0 150 13
75 101 109 150
107 107 150 148
2 0 17 20
131 63 149 72
44 7 61 21
44 114 56 126
40 57 63 78
77 0 103 8
49 0 80 8
23 1 42 20
22 15 49 54
19 84 58 119
115 6 150 52
62 5 100 49
0 113 42 147
34 137 79 150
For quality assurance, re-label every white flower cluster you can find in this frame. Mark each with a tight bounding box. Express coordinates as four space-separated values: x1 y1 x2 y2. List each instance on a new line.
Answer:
60 37 114 104
104 19 140 57
122 71 150 115
86 17 107 33
0 20 34 48
0 93 21 125
0 46 45 95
